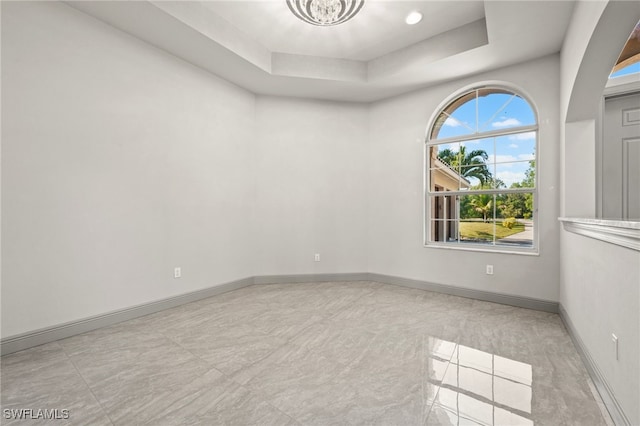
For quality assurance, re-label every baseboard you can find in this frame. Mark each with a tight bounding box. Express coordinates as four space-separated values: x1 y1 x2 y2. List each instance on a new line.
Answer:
559 304 630 426
0 276 254 356
368 273 559 313
2 272 558 356
254 272 370 284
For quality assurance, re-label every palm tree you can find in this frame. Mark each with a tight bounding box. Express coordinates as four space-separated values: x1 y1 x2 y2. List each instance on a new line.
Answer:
438 145 492 184
470 195 493 223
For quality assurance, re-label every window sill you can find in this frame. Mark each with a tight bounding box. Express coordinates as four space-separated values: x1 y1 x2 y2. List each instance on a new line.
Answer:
558 217 640 252
424 242 539 256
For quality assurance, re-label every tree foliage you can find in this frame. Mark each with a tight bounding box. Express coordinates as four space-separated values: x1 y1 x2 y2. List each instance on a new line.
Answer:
500 158 535 219
470 195 492 223
437 146 492 185
458 156 535 221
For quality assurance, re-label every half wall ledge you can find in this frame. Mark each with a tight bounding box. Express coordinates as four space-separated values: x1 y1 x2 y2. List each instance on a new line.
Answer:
558 217 640 251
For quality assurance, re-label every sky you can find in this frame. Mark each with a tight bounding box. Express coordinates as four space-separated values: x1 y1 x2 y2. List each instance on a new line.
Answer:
609 62 640 79
433 91 536 188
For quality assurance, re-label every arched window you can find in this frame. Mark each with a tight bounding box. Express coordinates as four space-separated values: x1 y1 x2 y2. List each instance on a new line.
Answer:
425 85 538 252
610 20 640 79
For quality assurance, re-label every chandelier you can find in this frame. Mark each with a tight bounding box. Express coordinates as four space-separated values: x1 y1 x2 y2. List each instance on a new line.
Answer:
286 0 365 26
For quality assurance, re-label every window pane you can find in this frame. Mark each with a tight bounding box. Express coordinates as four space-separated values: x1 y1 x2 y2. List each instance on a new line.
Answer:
432 112 475 140
494 134 535 165
459 163 492 189
430 145 466 191
496 192 534 219
430 143 461 174
435 137 494 189
431 91 477 139
431 166 468 191
494 218 533 248
495 163 534 189
462 137 495 162
461 174 482 189
447 96 476 134
436 142 461 153
479 93 535 131
495 193 534 248
459 194 496 245
477 90 515 132
460 193 492 222
429 193 459 241
429 219 459 243
459 219 495 244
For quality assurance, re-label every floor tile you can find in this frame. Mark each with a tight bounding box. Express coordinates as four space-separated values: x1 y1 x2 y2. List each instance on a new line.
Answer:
143 369 298 425
1 282 611 425
1 343 112 425
168 323 289 376
59 330 215 424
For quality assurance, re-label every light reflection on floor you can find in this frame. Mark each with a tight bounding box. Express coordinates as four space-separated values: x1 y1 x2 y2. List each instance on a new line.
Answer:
428 341 534 425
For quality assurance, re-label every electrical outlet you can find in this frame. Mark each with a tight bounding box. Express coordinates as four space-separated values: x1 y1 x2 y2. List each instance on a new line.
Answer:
486 265 494 275
612 334 619 360
174 267 181 279
314 253 320 262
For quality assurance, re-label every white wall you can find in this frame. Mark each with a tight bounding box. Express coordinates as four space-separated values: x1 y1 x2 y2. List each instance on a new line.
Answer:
560 232 640 423
1 2 256 337
1 2 370 339
253 96 368 275
563 120 596 217
559 1 640 423
367 55 561 302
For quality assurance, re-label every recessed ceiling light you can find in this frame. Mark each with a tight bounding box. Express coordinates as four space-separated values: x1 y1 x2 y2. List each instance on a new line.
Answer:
405 11 422 25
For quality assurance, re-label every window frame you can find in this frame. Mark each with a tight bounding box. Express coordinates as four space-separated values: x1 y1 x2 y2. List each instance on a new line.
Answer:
423 83 540 255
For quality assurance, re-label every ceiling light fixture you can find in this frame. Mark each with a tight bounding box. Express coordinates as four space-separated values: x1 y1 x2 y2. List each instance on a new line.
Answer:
405 11 423 25
286 0 365 26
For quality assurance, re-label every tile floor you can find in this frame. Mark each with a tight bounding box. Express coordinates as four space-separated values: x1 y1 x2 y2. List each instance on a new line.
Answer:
1 281 610 425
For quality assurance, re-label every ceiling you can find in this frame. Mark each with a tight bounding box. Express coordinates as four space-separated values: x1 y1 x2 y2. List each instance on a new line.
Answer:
67 1 576 102
201 1 485 61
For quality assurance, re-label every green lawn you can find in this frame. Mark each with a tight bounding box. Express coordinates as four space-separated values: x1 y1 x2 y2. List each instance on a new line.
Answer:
459 221 525 241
